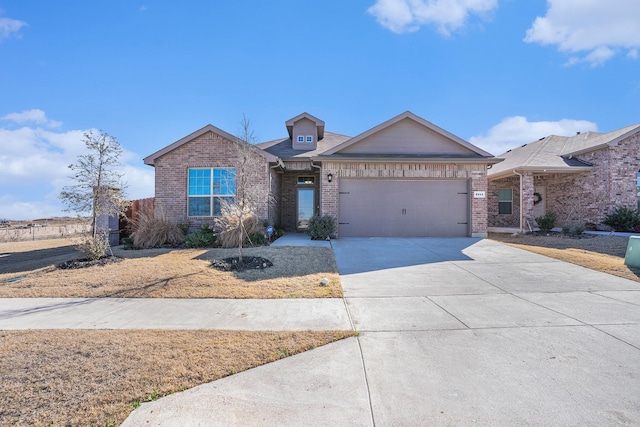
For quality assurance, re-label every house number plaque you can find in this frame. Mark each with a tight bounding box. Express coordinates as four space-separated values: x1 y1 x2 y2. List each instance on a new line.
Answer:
473 191 486 198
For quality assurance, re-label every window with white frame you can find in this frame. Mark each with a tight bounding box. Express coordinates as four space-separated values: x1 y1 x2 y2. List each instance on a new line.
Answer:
188 167 236 217
297 135 305 143
306 135 313 143
498 188 512 215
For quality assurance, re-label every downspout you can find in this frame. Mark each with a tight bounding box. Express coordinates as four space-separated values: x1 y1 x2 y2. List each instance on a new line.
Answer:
513 170 524 233
310 160 322 216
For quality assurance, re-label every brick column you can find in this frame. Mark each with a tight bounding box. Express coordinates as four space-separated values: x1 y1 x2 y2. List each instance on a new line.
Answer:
471 171 488 237
522 172 535 229
320 167 339 236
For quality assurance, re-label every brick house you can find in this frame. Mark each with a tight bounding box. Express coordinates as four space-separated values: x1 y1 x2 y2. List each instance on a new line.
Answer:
144 111 499 237
487 123 640 231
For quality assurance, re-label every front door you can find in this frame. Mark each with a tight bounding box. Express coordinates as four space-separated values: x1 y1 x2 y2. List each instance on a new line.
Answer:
297 188 315 229
532 186 546 223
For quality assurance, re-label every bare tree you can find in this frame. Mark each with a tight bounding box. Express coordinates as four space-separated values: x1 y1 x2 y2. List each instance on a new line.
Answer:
59 130 127 259
216 115 273 262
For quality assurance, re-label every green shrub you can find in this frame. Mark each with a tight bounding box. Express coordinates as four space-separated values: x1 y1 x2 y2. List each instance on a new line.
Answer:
122 237 134 249
602 206 640 232
248 232 266 246
185 224 217 247
307 215 336 240
535 211 557 233
562 223 585 236
177 223 190 236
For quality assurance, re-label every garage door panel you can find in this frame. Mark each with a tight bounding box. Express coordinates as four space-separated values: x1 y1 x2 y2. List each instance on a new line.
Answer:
339 179 468 237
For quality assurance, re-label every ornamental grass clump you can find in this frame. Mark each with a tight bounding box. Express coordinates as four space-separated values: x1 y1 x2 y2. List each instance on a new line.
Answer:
130 208 185 248
215 203 263 249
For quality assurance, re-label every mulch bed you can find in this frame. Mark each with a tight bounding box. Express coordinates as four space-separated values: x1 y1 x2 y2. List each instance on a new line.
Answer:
525 231 596 239
57 256 124 270
210 256 273 272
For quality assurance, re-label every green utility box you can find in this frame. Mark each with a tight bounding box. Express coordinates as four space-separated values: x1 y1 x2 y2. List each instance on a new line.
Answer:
624 236 640 268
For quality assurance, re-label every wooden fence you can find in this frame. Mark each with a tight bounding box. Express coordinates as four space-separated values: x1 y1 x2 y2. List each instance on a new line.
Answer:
120 198 154 238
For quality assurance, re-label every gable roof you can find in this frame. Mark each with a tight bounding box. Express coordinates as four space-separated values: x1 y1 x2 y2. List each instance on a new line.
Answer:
144 124 277 166
322 111 494 158
488 123 640 180
285 112 325 140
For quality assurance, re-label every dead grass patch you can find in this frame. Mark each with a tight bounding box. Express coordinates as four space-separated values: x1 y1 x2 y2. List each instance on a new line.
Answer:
489 232 640 282
0 329 353 427
0 243 342 298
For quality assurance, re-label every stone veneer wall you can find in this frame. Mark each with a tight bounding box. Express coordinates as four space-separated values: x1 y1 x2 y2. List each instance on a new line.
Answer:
319 161 489 237
153 131 271 228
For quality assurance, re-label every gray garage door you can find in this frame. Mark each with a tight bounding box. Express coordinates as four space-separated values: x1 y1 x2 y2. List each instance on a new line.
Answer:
338 179 469 237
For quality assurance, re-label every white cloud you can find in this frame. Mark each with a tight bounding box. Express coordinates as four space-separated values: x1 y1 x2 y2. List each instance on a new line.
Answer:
0 196 68 221
469 116 598 155
1 109 63 128
368 0 497 35
524 0 640 66
0 111 155 220
0 16 27 42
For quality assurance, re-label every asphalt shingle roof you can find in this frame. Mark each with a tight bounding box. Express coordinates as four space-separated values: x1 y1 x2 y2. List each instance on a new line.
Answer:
489 124 640 179
256 131 352 159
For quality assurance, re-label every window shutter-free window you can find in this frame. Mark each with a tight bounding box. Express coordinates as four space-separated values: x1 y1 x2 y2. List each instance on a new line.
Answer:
498 188 512 215
188 168 236 217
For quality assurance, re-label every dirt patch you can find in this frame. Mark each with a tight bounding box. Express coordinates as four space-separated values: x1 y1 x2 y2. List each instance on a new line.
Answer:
0 241 342 298
0 329 353 427
489 232 640 282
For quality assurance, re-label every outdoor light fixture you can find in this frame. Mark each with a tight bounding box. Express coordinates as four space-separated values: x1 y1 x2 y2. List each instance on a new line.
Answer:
327 173 333 183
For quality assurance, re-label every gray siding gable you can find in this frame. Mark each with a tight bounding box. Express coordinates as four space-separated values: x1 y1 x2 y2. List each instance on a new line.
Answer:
336 117 478 156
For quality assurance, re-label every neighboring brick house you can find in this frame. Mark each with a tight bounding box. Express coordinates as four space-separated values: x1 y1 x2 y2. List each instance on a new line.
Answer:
144 111 499 237
487 123 640 231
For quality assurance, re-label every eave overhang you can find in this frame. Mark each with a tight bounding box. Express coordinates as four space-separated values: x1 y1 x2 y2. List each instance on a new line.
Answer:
488 165 593 180
312 155 503 164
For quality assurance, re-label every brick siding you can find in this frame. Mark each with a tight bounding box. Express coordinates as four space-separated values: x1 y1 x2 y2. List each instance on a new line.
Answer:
488 132 640 229
153 131 271 229
320 161 489 237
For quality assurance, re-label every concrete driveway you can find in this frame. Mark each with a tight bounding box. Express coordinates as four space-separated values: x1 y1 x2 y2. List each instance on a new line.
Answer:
124 238 640 426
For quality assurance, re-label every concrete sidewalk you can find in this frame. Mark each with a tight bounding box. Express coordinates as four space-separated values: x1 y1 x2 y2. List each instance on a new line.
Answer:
123 237 640 426
0 298 351 330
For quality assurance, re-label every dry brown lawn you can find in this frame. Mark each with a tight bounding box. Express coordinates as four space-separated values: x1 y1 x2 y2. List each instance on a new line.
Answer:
0 329 353 427
0 239 350 426
489 232 640 282
0 240 342 298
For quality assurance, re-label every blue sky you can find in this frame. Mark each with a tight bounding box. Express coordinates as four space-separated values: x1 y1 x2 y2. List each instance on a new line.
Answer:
1 0 639 220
